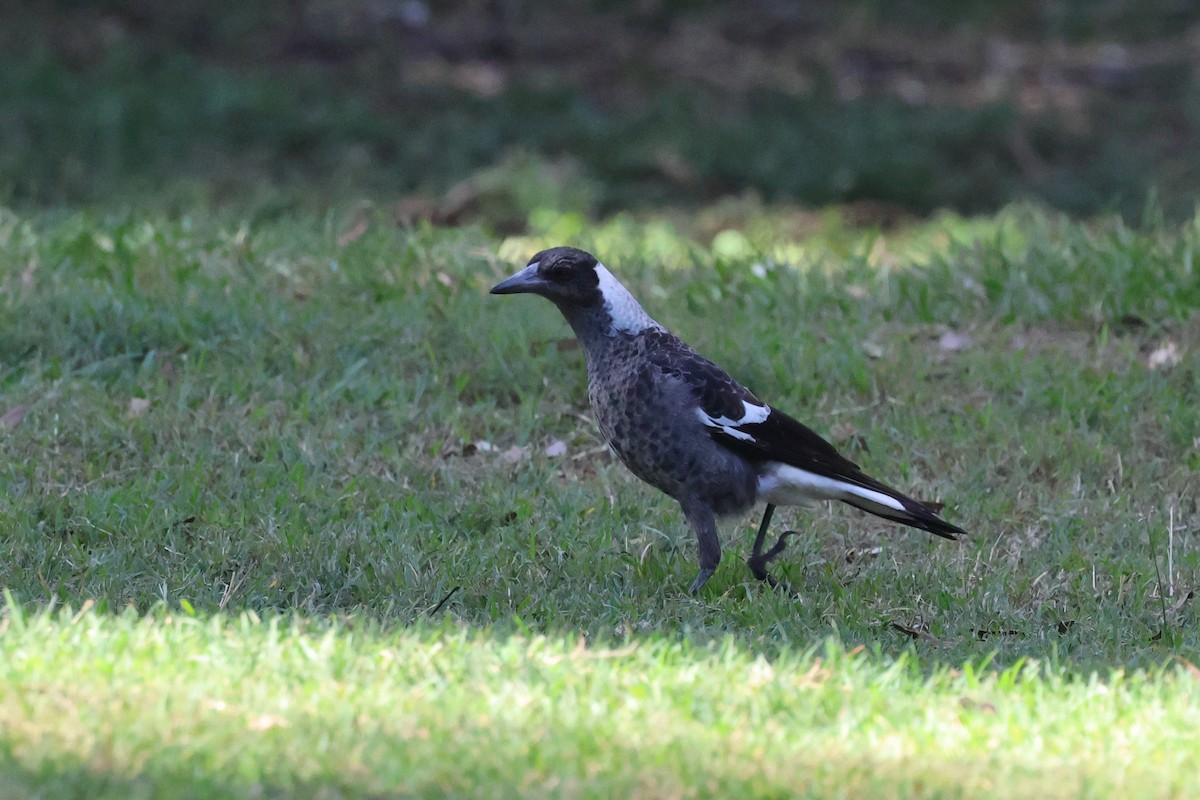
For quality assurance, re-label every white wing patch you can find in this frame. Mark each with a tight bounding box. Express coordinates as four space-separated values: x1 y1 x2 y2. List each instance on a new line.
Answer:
595 263 664 335
696 400 771 442
756 462 905 511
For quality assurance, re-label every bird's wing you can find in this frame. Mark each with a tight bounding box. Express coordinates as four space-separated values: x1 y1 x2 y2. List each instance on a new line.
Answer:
644 334 860 476
646 334 963 539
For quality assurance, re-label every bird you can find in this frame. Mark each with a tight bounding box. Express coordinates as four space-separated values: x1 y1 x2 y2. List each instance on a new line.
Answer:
491 246 965 594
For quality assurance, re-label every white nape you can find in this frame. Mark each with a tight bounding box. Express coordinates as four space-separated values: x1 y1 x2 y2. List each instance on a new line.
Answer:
595 263 664 335
756 462 905 512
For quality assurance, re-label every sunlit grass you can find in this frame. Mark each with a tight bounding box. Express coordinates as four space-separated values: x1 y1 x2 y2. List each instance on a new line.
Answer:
2 603 1199 799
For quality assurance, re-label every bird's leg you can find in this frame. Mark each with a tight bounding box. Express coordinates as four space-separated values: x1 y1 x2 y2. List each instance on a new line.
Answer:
746 504 801 596
749 503 776 564
683 502 722 595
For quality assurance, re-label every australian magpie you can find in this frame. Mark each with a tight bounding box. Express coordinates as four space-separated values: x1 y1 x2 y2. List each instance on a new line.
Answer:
492 246 965 594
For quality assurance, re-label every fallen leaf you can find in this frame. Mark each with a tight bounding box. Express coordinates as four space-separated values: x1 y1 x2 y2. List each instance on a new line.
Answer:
938 330 974 352
544 439 568 457
1 404 30 429
337 219 368 246
128 397 151 417
1147 340 1181 370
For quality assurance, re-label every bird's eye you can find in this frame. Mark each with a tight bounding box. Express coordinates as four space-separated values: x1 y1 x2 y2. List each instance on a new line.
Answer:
542 264 572 281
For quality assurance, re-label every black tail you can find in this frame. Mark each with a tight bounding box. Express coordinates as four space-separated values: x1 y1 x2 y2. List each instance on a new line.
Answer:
840 474 966 540
849 500 966 540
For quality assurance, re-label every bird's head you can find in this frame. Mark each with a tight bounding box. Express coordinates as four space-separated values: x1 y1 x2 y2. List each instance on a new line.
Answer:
490 246 602 307
491 246 662 337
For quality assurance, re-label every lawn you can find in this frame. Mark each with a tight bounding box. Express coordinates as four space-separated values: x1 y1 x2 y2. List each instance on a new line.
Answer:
3 3 1200 795
0 203 1197 797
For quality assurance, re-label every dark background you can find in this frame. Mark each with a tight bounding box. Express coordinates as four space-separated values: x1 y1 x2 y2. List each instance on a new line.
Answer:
3 0 1199 222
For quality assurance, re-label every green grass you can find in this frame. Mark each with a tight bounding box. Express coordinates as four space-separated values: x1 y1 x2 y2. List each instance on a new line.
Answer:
2 605 1200 799
0 202 1198 796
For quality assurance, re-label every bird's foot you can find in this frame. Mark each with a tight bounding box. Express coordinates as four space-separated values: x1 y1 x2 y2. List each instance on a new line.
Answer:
747 528 801 598
688 566 716 595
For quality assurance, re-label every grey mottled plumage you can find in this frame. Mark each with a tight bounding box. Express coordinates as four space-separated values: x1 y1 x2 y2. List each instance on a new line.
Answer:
492 246 965 594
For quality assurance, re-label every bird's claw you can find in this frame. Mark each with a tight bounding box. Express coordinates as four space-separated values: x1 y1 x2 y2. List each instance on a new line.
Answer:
747 528 801 598
688 566 716 595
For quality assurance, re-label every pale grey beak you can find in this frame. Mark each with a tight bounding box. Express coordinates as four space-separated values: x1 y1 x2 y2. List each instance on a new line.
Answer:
490 262 546 295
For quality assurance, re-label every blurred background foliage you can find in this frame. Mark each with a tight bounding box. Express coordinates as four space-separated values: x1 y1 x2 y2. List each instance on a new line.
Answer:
1 0 1199 222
